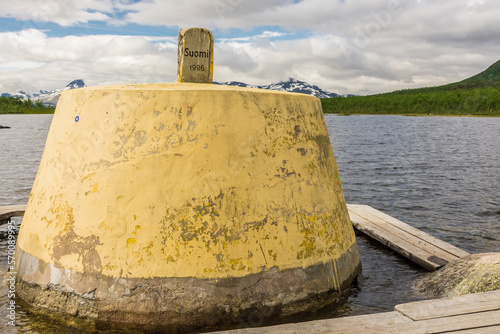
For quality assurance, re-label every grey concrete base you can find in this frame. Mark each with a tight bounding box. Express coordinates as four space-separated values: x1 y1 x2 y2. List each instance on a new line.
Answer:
16 244 361 332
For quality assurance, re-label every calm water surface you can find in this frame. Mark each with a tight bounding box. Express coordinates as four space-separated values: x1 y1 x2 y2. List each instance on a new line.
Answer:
0 114 499 333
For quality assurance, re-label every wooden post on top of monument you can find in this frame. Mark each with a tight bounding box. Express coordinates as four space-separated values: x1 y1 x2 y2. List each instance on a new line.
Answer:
177 27 214 83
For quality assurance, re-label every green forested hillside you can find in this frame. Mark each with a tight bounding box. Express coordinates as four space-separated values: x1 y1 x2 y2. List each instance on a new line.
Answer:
322 60 500 116
0 96 55 114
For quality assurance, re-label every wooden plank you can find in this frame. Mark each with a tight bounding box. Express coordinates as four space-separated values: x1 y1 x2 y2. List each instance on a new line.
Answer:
384 309 500 334
353 204 470 258
349 207 459 265
347 204 470 271
348 204 467 261
308 309 500 334
277 312 411 334
211 309 500 334
210 311 412 334
449 325 500 333
348 209 442 271
210 291 500 334
395 289 500 321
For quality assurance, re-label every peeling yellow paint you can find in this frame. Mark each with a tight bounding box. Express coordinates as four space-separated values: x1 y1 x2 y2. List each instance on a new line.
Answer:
16 83 359 280
82 172 96 181
57 253 83 272
144 241 154 256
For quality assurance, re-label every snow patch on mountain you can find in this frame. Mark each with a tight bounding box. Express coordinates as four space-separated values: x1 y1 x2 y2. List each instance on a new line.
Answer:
1 79 86 106
2 78 346 106
215 78 339 98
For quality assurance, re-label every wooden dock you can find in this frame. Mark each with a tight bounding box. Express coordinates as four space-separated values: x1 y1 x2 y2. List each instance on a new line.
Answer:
347 204 470 271
213 290 500 333
0 204 26 225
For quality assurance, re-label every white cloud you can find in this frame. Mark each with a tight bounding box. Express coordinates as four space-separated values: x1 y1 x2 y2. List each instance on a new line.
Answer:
0 0 114 26
218 30 288 43
1 0 500 95
117 0 298 30
0 29 177 94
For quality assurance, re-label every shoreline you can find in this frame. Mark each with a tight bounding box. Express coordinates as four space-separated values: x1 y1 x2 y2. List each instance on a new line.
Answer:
324 112 500 117
3 111 500 117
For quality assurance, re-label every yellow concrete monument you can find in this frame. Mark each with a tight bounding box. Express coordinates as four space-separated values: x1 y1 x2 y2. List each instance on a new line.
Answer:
15 27 361 331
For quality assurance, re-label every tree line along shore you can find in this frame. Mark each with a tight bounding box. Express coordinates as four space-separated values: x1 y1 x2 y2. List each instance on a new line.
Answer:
321 85 500 116
0 96 55 114
322 59 500 116
3 60 500 116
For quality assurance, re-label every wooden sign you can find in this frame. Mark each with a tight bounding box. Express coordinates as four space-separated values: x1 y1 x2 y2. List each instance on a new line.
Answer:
177 27 214 83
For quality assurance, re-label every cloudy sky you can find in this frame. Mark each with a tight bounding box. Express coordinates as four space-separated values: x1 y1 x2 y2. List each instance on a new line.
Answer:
0 0 499 95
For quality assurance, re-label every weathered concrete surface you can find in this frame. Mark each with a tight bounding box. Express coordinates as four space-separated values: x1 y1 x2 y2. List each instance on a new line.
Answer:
17 244 360 331
415 252 500 298
15 83 360 330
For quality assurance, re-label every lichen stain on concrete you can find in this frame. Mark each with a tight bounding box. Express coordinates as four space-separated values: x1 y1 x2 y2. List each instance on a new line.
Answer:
295 212 340 261
156 190 351 276
134 130 148 147
84 183 99 196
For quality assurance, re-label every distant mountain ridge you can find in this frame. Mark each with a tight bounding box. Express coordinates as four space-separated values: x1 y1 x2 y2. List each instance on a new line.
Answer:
1 79 86 106
452 59 500 88
322 59 500 115
215 78 341 98
1 78 341 105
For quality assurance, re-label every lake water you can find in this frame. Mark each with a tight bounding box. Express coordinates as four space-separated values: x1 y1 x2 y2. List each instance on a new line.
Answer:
1 114 499 333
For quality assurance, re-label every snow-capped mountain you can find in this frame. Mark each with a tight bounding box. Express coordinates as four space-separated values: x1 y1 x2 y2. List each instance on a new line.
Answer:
260 78 339 98
215 78 339 98
1 90 30 99
1 79 86 106
64 79 86 90
2 78 343 105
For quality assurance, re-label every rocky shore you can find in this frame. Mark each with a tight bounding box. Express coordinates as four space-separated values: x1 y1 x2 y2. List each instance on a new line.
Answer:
415 252 500 298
